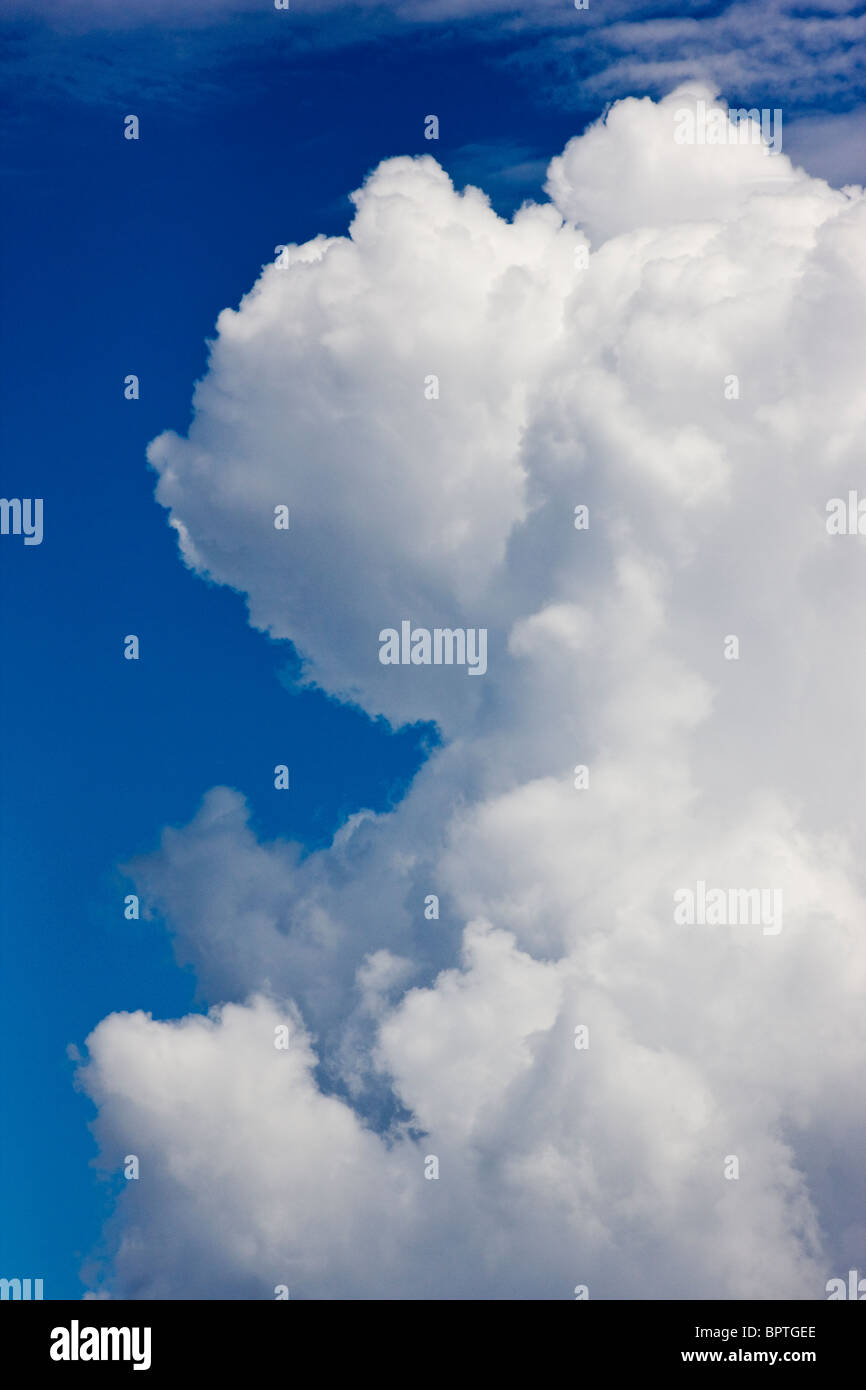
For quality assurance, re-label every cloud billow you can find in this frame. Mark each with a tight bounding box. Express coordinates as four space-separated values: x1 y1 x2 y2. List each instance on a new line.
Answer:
79 87 866 1300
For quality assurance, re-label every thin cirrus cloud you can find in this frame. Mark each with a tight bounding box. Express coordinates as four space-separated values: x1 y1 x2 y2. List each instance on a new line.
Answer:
10 1 866 187
75 86 866 1299
10 2 866 119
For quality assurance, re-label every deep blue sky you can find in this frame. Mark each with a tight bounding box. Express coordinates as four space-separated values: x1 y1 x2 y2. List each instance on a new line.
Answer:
1 4 861 1299
0 11 594 1304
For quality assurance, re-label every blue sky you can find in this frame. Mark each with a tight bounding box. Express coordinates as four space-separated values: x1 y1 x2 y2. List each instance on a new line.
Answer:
1 4 597 1300
2 0 865 1301
1 20 481 1296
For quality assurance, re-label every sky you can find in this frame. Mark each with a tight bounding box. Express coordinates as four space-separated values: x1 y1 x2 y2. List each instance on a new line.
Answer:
1 0 864 1301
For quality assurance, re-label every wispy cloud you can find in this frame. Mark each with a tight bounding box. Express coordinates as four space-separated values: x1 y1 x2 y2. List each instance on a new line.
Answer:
7 1 866 124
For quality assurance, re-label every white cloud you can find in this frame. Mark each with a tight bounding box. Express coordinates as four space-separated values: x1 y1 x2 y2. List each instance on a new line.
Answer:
544 90 807 243
517 1 866 113
148 154 583 730
79 85 866 1299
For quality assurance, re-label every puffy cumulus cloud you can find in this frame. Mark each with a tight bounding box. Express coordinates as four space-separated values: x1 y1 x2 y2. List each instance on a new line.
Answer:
545 90 804 242
79 85 866 1299
79 998 420 1299
149 153 585 731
